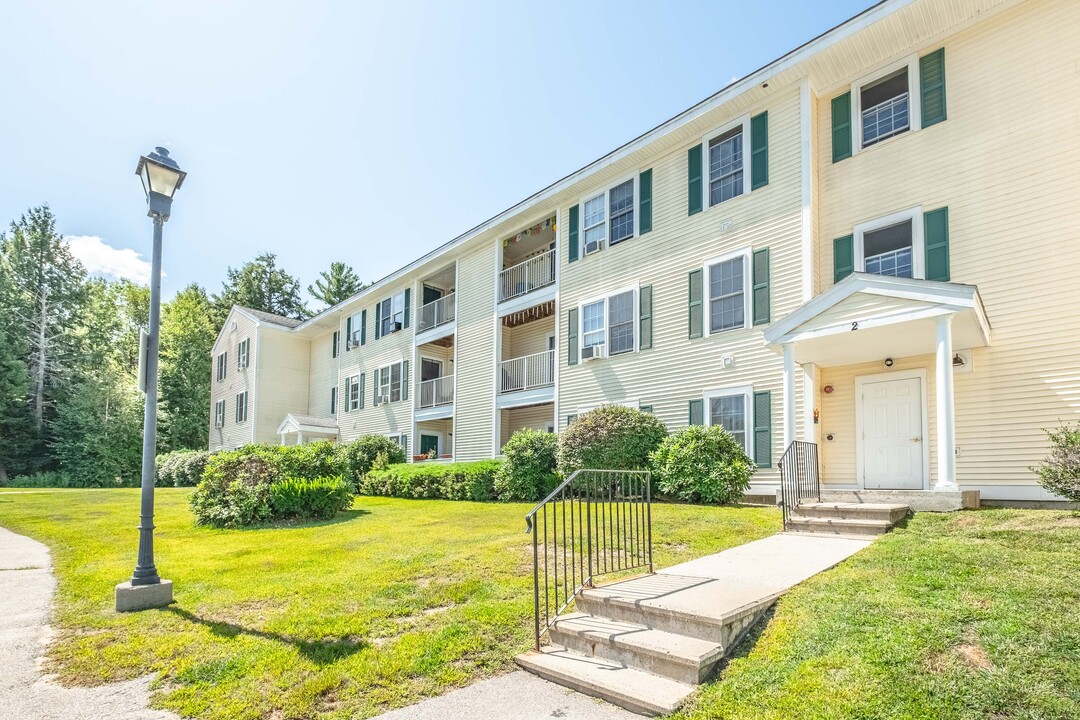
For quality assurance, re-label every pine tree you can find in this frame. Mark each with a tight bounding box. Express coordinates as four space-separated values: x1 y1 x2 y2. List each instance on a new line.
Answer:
308 261 365 310
0 269 33 483
160 284 216 451
213 252 308 321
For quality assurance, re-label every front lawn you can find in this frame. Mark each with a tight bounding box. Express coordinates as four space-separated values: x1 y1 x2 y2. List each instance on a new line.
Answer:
0 488 778 719
673 508 1080 720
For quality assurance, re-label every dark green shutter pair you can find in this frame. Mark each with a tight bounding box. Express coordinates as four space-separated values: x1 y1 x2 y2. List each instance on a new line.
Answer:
568 169 653 262
687 249 770 336
688 111 768 214
833 207 950 283
832 48 947 162
688 391 771 467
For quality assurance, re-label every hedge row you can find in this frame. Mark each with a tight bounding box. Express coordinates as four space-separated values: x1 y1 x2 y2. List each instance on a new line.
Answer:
360 460 503 502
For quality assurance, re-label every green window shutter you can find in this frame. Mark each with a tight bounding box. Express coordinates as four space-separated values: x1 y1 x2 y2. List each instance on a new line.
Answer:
639 285 653 350
924 207 950 281
688 399 704 426
688 269 703 339
639 169 653 234
567 308 579 365
753 390 772 468
360 309 367 346
333 330 340 357
374 302 381 340
750 111 769 190
752 248 771 326
566 414 577 427
358 372 365 410
401 360 409 401
687 145 703 215
345 318 352 350
403 288 411 329
568 205 580 263
920 48 947 128
372 368 380 406
342 377 350 412
833 235 854 284
831 92 852 163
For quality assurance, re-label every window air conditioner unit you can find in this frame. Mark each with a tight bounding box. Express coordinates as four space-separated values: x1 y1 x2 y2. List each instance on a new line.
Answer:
351 330 362 346
583 238 603 256
378 394 391 404
581 344 606 361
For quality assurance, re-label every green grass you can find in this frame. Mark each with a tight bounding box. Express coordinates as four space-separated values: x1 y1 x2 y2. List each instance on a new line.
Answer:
0 488 778 719
673 508 1080 720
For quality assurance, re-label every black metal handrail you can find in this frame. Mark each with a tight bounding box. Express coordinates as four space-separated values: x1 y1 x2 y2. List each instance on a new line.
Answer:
524 469 652 651
778 440 821 530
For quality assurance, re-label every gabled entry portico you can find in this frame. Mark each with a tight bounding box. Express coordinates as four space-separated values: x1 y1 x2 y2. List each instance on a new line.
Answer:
765 274 990 502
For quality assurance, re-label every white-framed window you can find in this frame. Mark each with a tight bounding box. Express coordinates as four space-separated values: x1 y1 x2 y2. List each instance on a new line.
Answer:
578 287 638 360
704 249 751 335
377 362 404 404
235 391 249 423
387 433 407 450
704 385 753 457
214 399 225 428
330 386 338 415
852 56 921 153
348 311 364 347
699 116 751 209
854 207 924 279
346 374 360 411
379 292 406 336
216 351 228 382
237 338 250 369
578 175 637 257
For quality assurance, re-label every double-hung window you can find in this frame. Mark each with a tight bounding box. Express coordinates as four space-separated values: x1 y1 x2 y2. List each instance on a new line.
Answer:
706 251 749 334
705 386 752 455
855 207 924 279
860 68 910 147
349 311 364 346
379 293 405 336
378 363 403 403
579 288 637 360
709 127 744 205
216 352 228 382
387 433 407 449
235 391 248 423
579 177 636 255
237 339 250 369
346 375 360 411
214 399 225 428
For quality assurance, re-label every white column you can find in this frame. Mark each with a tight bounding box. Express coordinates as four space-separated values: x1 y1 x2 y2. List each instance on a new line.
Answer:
935 314 958 490
802 362 817 443
297 431 304 446
783 343 796 449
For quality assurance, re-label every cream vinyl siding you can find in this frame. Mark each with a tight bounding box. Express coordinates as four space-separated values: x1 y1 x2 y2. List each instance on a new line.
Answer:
307 329 338 418
816 0 1080 488
557 87 809 481
453 244 497 461
253 328 310 444
500 404 555 447
503 318 554 359
208 309 258 450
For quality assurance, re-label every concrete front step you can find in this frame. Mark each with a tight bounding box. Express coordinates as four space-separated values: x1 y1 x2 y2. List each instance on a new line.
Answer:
785 514 895 536
549 612 725 685
515 647 696 716
794 502 910 524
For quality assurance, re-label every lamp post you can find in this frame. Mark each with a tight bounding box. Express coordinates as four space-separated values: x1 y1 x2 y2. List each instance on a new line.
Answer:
115 147 187 613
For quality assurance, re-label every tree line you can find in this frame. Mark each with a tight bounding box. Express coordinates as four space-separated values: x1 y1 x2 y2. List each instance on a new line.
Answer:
0 204 364 485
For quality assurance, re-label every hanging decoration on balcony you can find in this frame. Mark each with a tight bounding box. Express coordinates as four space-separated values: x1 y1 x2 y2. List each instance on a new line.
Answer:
504 216 556 247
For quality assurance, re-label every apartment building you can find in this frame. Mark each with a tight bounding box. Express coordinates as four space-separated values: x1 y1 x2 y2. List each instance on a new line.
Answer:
210 0 1080 505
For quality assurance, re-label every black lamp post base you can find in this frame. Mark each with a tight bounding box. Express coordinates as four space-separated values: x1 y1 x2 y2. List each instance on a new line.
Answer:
115 579 173 612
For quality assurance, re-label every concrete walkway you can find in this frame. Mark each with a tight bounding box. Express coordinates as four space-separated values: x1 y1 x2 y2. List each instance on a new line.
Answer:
0 525 178 720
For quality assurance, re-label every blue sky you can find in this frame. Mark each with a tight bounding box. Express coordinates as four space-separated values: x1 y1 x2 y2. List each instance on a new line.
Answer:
0 0 871 303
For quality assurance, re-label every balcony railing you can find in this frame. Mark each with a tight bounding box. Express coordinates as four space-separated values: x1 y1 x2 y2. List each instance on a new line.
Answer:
499 248 556 302
499 350 555 394
418 293 456 333
419 375 454 408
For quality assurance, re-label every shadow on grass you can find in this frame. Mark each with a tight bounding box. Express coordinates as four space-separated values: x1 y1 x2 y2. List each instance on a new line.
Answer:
167 607 368 665
254 508 372 531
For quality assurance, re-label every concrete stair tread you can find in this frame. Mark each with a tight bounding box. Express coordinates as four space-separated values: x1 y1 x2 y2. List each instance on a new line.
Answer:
799 502 909 511
787 515 892 527
581 574 780 626
515 647 695 716
552 612 724 668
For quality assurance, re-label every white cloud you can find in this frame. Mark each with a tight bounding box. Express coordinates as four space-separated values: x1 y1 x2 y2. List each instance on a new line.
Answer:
65 235 153 286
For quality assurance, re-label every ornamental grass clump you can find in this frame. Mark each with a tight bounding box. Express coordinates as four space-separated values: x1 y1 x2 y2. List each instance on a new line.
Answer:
556 405 667 475
648 425 754 504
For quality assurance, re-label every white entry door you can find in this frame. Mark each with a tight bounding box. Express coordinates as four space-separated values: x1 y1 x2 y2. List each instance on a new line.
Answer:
861 376 925 490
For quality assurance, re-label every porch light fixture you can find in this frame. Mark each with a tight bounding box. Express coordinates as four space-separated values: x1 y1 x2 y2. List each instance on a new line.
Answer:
115 147 186 613
952 353 966 368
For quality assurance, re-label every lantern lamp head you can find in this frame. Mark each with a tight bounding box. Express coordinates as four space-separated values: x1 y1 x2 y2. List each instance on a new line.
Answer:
135 147 186 220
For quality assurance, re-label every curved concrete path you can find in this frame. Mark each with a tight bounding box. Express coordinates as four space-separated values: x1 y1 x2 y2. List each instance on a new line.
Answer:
0 525 178 720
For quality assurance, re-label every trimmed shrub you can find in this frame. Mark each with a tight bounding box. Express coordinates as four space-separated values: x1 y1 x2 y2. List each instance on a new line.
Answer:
1033 421 1080 502
360 460 502 502
189 449 281 527
156 450 212 487
335 435 407 489
649 425 754 504
264 441 339 482
496 429 558 501
557 405 667 475
268 476 354 520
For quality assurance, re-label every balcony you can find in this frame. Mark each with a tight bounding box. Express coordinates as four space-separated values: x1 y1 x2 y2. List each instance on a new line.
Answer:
419 375 454 409
418 292 456 334
499 350 555 395
499 248 555 303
